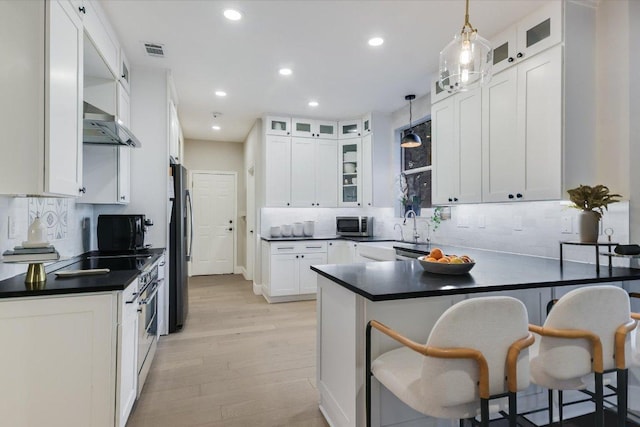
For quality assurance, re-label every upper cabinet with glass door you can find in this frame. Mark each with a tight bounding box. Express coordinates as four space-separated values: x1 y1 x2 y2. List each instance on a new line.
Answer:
119 48 131 93
266 116 292 136
339 139 362 206
338 119 362 139
490 1 562 74
291 118 338 139
361 113 372 135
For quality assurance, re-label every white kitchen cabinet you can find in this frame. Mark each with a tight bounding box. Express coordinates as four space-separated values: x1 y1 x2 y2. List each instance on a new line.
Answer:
490 1 562 74
315 138 339 207
265 116 292 136
263 241 327 301
327 240 356 264
432 88 482 205
0 293 116 427
265 135 292 207
81 145 130 204
338 119 362 139
430 75 456 104
362 113 372 135
117 279 139 427
80 0 120 78
361 134 373 207
119 48 131 93
169 100 181 162
291 118 338 139
0 0 84 197
339 139 362 206
482 46 562 202
291 137 316 207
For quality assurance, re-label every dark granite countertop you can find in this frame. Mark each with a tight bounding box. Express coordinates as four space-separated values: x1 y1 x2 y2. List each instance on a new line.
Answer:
311 245 640 301
261 235 395 243
0 248 165 299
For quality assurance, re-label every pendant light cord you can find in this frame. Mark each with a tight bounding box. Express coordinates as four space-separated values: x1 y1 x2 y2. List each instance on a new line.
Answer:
461 0 476 33
409 98 413 131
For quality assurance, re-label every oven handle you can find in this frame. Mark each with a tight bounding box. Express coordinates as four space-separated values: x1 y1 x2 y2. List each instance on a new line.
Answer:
139 283 159 305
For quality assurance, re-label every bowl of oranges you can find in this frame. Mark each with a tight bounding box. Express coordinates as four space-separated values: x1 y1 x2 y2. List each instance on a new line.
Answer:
417 247 475 275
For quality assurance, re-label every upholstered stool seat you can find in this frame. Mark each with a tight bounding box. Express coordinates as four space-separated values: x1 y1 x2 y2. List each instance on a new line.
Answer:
367 296 534 427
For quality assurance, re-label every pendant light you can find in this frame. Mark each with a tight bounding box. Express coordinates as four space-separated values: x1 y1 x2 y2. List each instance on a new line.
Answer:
401 95 421 148
438 0 492 93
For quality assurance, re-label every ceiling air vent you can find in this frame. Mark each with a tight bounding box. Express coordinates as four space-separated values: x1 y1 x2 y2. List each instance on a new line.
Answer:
144 42 165 58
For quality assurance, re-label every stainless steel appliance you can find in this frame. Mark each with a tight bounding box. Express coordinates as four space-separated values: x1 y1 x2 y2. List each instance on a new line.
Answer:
136 261 159 396
169 163 192 332
97 214 151 252
83 102 142 147
336 216 374 237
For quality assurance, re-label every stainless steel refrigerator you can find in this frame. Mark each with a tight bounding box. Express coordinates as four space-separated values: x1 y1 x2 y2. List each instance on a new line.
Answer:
169 163 192 332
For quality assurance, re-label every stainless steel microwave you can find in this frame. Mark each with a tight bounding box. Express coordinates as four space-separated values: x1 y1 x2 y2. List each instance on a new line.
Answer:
336 216 374 237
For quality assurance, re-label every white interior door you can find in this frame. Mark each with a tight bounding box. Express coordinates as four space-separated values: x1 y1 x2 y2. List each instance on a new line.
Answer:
191 171 236 275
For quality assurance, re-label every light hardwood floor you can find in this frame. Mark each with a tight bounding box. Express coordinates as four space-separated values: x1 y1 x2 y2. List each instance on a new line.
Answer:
127 275 329 427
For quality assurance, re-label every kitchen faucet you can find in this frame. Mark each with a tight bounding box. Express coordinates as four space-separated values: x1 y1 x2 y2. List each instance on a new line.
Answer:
403 210 420 243
393 223 404 242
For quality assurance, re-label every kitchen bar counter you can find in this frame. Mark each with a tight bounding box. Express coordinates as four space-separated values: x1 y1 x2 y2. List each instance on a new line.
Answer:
311 244 640 301
314 245 640 427
0 248 165 298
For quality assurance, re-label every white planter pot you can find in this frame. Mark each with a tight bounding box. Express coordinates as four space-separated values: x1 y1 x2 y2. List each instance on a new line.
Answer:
578 211 599 243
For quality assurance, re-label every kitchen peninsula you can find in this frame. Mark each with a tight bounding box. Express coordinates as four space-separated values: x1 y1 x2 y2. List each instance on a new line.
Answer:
311 245 640 427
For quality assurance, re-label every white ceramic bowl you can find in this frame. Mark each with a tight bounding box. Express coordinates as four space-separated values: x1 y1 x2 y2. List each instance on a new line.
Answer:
281 224 292 236
270 226 281 237
344 162 356 174
292 222 304 236
417 256 475 275
303 221 314 236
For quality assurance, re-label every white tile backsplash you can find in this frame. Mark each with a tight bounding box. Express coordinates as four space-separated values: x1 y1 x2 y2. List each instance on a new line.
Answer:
381 200 630 266
0 196 93 281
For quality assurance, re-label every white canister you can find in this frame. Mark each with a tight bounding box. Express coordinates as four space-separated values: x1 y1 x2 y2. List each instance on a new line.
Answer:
281 224 292 236
27 216 47 243
270 226 281 237
303 221 315 236
292 222 304 237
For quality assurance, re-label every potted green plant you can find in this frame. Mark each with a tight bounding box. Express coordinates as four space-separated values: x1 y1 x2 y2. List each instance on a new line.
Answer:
566 184 622 242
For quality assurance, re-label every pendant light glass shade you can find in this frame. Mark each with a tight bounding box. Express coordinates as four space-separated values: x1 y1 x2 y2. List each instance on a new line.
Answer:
401 94 421 148
438 0 492 93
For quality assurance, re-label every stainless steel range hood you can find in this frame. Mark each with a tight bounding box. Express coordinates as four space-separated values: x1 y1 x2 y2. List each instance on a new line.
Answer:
83 102 141 148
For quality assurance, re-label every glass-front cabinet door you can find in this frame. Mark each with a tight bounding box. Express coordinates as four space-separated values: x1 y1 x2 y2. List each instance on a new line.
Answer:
338 119 361 139
516 1 561 60
265 116 291 136
339 139 362 206
490 27 517 74
315 120 338 139
291 118 314 137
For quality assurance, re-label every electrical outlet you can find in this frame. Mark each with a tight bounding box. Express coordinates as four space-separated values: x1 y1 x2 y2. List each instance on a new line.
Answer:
457 215 470 228
513 216 523 231
7 216 17 239
477 215 486 228
561 216 573 234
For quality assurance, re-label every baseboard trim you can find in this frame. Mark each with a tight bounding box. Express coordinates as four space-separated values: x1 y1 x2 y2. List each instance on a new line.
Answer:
252 282 262 295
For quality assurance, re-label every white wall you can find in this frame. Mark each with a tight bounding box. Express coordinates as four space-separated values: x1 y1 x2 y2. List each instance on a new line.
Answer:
244 120 260 281
183 138 246 269
629 0 640 245
0 196 93 280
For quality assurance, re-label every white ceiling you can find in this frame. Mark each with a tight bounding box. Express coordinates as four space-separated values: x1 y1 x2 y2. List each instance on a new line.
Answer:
101 0 547 143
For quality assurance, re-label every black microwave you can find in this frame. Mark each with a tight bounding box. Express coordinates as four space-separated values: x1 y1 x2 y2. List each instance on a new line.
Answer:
336 216 374 237
97 214 146 252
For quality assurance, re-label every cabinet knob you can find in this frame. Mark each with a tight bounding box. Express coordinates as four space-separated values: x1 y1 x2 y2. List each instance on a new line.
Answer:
229 220 233 223
329 242 332 246
517 52 524 58
453 197 458 202
508 194 515 199
78 6 86 14
250 230 254 233
296 255 299 258
228 227 233 231
121 74 126 79
301 255 304 258
120 196 126 200
287 131 290 135
508 57 515 63
79 187 86 194
516 193 523 199
357 203 361 206
368 203 371 206
286 203 290 206
448 198 452 202
316 203 320 206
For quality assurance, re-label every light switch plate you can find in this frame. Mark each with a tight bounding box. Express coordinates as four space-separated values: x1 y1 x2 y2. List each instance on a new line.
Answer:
477 215 486 228
7 216 16 239
561 216 573 234
513 216 523 231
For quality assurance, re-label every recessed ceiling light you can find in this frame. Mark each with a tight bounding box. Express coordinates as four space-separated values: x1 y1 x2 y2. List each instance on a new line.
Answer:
368 37 384 47
279 68 292 76
223 9 242 21
215 90 227 97
212 125 221 130
308 101 319 107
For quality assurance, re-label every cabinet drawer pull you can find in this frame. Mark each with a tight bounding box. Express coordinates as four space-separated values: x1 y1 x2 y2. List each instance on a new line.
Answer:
277 247 294 250
305 246 322 249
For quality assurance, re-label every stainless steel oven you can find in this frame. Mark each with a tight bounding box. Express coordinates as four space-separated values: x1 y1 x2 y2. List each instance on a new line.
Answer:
137 261 159 396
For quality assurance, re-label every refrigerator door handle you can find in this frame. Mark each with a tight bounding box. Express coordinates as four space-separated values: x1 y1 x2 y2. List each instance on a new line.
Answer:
186 189 194 261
